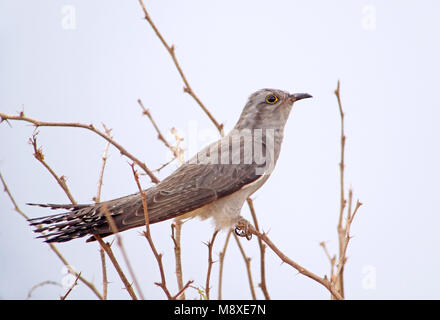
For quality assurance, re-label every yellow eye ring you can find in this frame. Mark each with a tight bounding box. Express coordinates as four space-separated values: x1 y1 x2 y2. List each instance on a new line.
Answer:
265 94 279 104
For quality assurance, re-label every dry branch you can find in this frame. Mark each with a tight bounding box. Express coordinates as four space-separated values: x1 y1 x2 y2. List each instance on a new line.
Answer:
100 204 144 300
204 230 219 300
138 0 224 135
247 225 344 300
29 133 77 205
94 235 138 300
217 229 232 300
93 133 111 299
171 220 185 299
60 272 81 300
0 112 159 183
131 164 173 299
0 171 104 300
26 281 61 300
233 233 257 300
247 198 270 299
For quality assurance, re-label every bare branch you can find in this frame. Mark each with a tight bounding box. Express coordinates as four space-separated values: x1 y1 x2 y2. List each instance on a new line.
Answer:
93 129 111 299
131 164 173 299
217 229 232 300
138 0 224 135
247 198 270 299
233 233 257 300
172 280 194 300
247 225 344 300
26 280 61 300
137 99 179 159
171 220 185 299
204 230 219 300
0 111 159 183
0 171 104 300
94 235 138 300
29 132 77 205
99 205 144 300
99 245 108 300
60 272 81 300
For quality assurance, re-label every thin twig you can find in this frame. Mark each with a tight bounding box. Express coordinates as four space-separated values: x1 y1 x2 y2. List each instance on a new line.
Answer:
94 235 138 300
131 164 173 299
29 133 77 205
171 220 185 299
217 229 232 300
137 99 179 159
93 125 111 299
136 104 188 298
99 246 108 300
0 171 104 300
319 241 336 282
0 112 159 183
233 233 257 300
26 280 61 300
172 280 194 300
247 225 344 300
93 129 111 300
331 81 363 299
335 199 362 280
204 230 219 300
247 198 270 300
138 0 224 135
60 272 81 300
100 205 144 300
334 80 347 298
93 125 112 204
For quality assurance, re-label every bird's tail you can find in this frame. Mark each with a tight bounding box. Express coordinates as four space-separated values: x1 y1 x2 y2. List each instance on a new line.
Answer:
27 202 119 243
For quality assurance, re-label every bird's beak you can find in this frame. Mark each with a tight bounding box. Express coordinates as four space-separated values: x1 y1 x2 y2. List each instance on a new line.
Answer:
289 93 313 102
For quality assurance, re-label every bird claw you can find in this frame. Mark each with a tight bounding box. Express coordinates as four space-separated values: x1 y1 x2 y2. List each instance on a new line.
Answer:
235 218 252 240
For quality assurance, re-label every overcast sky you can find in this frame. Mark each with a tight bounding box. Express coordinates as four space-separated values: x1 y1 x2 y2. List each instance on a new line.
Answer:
1 0 439 299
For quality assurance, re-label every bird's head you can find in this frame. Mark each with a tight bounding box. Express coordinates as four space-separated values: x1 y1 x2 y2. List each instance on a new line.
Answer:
234 88 312 130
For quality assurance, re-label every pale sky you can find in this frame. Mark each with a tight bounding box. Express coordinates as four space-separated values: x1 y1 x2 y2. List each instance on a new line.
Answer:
1 0 439 299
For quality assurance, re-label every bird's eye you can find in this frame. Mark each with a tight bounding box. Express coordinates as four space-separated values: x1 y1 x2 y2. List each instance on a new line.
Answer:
265 94 279 104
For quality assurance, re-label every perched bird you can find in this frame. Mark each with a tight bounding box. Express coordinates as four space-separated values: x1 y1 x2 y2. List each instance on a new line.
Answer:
28 89 312 242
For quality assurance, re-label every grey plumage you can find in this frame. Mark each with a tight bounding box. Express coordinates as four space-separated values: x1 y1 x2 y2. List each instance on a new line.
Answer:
28 88 312 242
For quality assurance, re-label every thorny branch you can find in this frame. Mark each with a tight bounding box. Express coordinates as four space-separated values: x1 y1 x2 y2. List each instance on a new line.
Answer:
93 130 111 299
138 0 224 135
29 133 77 205
321 81 362 299
247 197 270 299
30 130 139 301
233 233 257 300
246 225 344 300
0 172 104 300
0 112 159 184
94 235 138 300
60 272 81 300
131 164 172 300
137 99 180 159
99 204 144 300
217 229 232 300
204 230 219 300
137 1 264 300
26 281 61 300
171 220 185 299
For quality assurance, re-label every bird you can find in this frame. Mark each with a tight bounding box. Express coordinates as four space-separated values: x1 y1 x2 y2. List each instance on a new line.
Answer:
28 88 312 243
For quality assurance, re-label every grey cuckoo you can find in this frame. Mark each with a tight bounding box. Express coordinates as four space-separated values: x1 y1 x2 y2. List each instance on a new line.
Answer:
28 88 312 242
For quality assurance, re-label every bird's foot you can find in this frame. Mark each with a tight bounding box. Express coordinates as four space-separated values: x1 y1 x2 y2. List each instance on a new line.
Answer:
235 217 253 241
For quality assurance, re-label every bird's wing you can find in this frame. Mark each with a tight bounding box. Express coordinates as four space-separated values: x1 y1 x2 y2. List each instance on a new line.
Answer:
28 134 270 242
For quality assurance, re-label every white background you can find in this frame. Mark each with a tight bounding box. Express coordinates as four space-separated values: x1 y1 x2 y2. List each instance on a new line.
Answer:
1 0 439 299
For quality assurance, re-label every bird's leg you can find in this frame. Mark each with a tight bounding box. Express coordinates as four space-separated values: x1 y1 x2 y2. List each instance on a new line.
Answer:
235 217 253 240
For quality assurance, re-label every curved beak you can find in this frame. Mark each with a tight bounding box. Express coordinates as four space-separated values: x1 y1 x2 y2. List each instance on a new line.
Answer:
289 93 313 102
